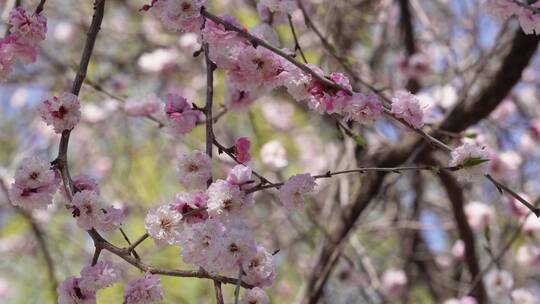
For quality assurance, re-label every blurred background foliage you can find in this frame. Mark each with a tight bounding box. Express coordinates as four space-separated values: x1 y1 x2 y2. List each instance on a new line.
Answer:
1 0 540 303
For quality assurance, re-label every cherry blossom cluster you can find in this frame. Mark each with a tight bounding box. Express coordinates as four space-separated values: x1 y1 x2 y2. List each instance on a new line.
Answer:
144 150 317 299
9 156 60 210
58 261 121 304
0 6 47 80
144 0 426 130
58 266 163 304
487 0 540 35
448 142 490 182
146 161 275 291
38 92 82 133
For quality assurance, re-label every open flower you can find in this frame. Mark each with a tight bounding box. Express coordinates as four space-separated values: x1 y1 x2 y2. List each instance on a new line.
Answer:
176 150 212 189
38 92 81 133
277 174 316 209
9 156 59 210
123 273 163 304
449 143 490 182
145 204 184 245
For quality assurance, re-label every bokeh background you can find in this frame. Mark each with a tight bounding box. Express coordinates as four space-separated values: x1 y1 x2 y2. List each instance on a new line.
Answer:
1 0 540 303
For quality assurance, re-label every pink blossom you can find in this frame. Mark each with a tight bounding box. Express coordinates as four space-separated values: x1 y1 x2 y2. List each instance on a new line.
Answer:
507 194 532 218
243 246 276 287
464 201 495 232
283 63 323 101
226 165 253 190
95 206 125 232
211 225 257 273
390 90 424 129
224 84 259 111
72 174 99 194
145 204 184 245
260 140 288 170
517 3 540 35
451 239 465 260
449 143 490 182
8 6 47 44
306 72 352 115
123 273 163 304
486 0 520 20
38 92 81 133
179 218 226 269
176 150 212 189
71 190 103 230
227 45 286 91
164 93 200 135
515 244 540 267
511 289 537 304
277 173 316 209
523 213 540 233
57 276 96 304
150 0 206 32
202 16 244 69
207 180 247 219
261 100 294 130
485 269 514 298
1 34 38 64
235 137 251 163
381 268 407 299
9 156 59 210
170 191 208 224
240 287 270 304
343 93 383 124
443 297 477 304
399 53 430 79
124 94 161 117
79 261 120 291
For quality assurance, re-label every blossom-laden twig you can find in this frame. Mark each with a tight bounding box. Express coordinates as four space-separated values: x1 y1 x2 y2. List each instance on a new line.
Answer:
202 41 226 304
200 9 452 153
43 0 252 300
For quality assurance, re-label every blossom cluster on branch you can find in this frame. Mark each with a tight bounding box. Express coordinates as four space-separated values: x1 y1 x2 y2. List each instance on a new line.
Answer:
2 0 540 303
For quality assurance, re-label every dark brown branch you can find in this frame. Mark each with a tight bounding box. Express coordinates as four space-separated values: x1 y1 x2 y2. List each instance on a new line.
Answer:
87 230 253 288
127 232 149 254
35 0 47 14
436 166 487 303
204 42 226 304
398 0 420 93
303 27 540 304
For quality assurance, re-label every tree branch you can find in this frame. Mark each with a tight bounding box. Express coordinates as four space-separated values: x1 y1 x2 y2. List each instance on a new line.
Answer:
302 26 540 303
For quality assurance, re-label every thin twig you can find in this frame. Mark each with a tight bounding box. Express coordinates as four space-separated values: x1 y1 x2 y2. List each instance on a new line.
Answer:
204 42 226 304
287 14 307 63
35 0 47 14
234 266 243 304
247 165 458 193
0 179 58 300
91 246 102 266
200 9 452 153
127 233 150 253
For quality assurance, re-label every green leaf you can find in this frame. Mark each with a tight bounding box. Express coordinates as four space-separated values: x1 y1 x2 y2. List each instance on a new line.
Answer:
463 133 478 139
462 157 490 168
430 166 441 174
352 133 367 147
